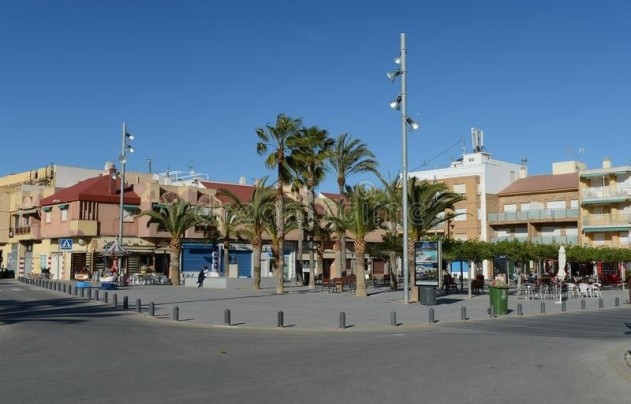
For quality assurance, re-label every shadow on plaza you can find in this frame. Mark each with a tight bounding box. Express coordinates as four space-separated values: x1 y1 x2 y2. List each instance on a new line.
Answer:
0 296 126 326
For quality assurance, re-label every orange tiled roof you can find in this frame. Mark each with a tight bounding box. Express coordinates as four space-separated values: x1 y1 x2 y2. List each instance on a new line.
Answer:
39 174 141 205
201 181 255 204
497 173 578 195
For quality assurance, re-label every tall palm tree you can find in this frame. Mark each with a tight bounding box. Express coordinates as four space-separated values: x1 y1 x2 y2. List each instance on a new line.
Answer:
331 184 383 297
256 113 303 294
263 197 301 293
218 181 276 290
376 173 403 290
139 200 201 286
291 125 334 288
406 177 466 298
328 133 378 277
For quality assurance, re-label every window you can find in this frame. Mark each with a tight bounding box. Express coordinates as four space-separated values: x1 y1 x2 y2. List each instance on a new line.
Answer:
520 203 530 211
570 200 579 209
45 211 51 223
503 204 517 212
546 200 565 209
454 208 467 221
453 183 466 195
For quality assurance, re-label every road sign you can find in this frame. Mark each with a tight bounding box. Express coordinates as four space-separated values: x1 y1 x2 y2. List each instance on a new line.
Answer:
60 238 73 250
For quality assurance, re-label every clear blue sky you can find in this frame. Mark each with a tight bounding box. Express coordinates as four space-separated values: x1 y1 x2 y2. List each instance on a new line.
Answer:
2 0 629 192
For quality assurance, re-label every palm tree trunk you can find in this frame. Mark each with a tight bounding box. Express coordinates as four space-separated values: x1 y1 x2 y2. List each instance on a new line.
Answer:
223 239 230 277
296 207 304 285
355 240 367 297
275 197 285 294
388 250 398 290
169 250 181 286
408 239 417 302
252 243 262 290
332 238 341 278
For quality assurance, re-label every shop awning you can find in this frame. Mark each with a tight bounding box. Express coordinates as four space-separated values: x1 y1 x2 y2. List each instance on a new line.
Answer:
583 226 631 233
582 197 630 205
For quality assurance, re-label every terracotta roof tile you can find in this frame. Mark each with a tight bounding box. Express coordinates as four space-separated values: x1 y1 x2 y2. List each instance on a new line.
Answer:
39 174 141 205
201 181 255 203
497 173 578 195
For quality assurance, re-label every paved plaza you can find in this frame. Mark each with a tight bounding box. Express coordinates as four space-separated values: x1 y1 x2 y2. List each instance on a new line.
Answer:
18 278 631 331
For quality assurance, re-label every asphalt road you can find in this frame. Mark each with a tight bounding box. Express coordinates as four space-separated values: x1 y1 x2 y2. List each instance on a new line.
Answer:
1 282 630 404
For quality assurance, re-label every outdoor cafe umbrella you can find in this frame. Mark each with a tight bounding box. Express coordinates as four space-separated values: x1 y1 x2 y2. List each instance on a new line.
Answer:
556 245 566 304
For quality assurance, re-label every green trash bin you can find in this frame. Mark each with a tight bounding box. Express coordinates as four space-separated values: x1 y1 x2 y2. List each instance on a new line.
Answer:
489 281 510 315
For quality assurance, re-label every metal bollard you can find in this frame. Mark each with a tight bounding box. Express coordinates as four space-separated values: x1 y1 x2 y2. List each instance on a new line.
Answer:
581 299 586 310
87 288 92 300
104 291 108 304
136 298 142 313
80 288 85 298
113 293 118 307
461 306 467 321
68 286 72 295
277 311 284 328
540 302 546 314
429 308 435 323
598 298 603 309
63 284 67 293
561 301 566 312
615 297 620 307
391 310 397 326
172 306 179 321
489 306 495 318
517 303 523 316
74 286 78 296
95 289 99 301
224 309 231 326
123 296 128 310
149 302 155 316
339 312 346 329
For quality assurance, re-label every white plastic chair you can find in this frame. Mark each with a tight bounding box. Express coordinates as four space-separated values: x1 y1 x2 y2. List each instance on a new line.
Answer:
591 283 603 298
578 283 591 298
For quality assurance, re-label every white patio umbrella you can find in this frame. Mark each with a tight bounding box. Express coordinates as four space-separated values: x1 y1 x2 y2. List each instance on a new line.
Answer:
556 245 567 304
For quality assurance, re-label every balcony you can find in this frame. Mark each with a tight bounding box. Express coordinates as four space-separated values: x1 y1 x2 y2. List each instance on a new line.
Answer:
10 223 41 239
582 213 631 227
488 208 579 223
582 187 631 205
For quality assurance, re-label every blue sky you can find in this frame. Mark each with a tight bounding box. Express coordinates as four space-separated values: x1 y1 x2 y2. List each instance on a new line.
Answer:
2 0 629 192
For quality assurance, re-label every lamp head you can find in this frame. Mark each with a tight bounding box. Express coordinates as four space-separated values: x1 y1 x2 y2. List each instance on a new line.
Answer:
406 117 420 131
125 132 134 141
389 95 402 110
386 69 402 82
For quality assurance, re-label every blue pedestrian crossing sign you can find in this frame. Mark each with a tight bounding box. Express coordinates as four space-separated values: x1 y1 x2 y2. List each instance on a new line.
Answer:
60 238 73 250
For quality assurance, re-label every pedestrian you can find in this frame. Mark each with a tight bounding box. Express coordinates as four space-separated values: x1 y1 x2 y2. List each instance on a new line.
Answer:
197 266 209 287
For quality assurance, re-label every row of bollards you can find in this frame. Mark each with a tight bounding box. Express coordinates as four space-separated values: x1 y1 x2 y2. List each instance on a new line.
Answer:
17 277 629 327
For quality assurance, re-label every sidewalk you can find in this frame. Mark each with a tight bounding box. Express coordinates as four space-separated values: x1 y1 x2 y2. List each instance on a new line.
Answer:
22 279 631 331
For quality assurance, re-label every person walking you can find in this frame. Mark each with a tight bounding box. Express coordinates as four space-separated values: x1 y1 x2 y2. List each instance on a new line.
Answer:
197 266 209 287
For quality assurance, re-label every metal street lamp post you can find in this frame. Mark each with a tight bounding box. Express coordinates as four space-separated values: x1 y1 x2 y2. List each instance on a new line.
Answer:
387 33 419 304
118 122 134 276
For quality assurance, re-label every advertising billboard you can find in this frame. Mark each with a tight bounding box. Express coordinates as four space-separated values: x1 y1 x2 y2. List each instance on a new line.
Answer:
414 240 441 286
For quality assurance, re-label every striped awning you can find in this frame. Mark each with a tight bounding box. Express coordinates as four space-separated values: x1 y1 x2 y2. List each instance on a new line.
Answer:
583 226 631 233
581 197 630 205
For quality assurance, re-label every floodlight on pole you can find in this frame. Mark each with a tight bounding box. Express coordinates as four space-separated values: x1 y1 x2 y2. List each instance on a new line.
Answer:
118 123 135 278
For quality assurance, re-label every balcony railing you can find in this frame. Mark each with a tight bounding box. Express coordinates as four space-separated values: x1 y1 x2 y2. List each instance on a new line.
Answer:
582 187 631 199
582 213 631 226
488 208 579 223
489 235 579 245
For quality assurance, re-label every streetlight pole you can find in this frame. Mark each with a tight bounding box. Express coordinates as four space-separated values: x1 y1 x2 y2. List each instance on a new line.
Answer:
118 122 134 276
388 33 418 304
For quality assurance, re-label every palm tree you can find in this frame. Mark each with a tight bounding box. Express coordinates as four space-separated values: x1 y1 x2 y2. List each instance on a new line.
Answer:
376 173 403 290
291 125 334 288
331 184 383 297
139 200 201 286
216 208 241 276
218 181 276 290
406 177 466 298
311 211 332 281
328 133 378 277
256 113 303 294
263 197 301 293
